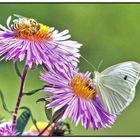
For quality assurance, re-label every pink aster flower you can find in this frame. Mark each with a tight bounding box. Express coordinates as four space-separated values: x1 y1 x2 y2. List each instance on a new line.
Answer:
40 64 116 130
0 122 15 136
0 15 82 68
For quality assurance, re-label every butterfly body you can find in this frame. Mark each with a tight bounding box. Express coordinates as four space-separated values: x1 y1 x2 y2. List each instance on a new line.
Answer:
94 61 140 114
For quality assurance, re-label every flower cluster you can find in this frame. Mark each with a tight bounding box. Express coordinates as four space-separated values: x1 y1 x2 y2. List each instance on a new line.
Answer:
0 14 137 136
41 64 116 129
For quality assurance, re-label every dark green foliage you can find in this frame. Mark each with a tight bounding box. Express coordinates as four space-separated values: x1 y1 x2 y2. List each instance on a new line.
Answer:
0 90 13 114
23 87 44 96
15 108 31 135
52 105 67 123
45 101 52 122
16 107 39 135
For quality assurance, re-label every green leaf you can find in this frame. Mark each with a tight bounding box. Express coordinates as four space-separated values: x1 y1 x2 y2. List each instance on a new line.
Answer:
15 108 31 135
45 101 52 121
36 98 52 121
30 116 40 133
23 88 43 96
36 98 46 103
23 85 46 96
0 90 13 114
52 105 67 123
20 106 40 133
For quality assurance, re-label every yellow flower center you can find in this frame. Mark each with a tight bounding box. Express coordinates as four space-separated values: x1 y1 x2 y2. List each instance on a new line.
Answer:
13 23 52 41
70 75 96 100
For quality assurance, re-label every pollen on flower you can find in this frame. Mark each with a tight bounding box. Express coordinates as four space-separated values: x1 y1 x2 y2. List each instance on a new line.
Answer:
13 22 52 41
70 75 96 100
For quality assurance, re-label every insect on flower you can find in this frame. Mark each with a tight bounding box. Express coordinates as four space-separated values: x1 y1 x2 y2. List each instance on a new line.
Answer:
11 17 40 36
0 14 82 68
40 63 117 130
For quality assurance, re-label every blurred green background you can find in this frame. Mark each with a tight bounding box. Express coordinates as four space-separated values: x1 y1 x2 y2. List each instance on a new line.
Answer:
0 3 140 136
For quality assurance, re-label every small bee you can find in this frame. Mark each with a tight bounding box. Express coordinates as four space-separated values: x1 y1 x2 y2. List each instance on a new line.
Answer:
88 85 94 90
11 15 40 36
86 79 94 90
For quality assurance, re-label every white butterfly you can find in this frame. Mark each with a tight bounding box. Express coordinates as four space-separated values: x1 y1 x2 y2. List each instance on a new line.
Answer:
94 61 140 114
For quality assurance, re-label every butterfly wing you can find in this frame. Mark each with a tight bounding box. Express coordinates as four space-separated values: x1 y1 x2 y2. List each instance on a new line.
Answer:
94 61 140 114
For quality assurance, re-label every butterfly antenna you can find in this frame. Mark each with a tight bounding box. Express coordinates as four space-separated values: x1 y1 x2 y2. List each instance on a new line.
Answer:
80 55 97 71
97 59 103 71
